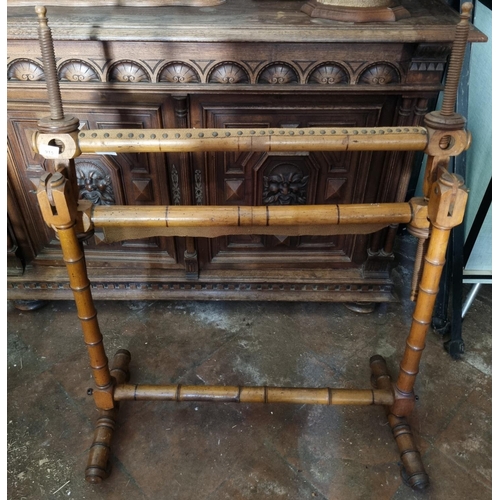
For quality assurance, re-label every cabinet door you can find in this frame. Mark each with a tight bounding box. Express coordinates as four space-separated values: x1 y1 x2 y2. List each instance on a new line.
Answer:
7 105 180 270
189 93 399 270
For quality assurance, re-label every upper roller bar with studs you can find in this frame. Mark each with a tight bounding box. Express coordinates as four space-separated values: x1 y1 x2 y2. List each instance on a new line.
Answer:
33 126 431 160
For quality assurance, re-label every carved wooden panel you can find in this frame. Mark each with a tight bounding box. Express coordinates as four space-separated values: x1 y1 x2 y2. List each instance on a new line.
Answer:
190 93 398 269
7 40 418 86
7 59 44 81
7 55 411 86
8 0 477 300
6 105 179 267
58 60 100 82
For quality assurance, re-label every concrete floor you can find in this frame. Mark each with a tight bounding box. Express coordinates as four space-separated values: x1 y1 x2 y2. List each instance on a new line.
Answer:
7 238 492 500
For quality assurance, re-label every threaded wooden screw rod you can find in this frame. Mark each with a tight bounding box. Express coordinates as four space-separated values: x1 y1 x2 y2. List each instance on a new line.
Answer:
34 6 81 201
35 6 63 121
441 2 474 117
35 6 80 134
411 2 473 301
422 2 473 199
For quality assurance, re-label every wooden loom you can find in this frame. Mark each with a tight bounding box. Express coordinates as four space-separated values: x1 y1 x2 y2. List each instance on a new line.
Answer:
31 4 474 491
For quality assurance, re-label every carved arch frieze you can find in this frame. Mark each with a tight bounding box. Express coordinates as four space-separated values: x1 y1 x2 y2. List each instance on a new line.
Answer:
8 57 407 87
58 59 101 82
357 63 401 85
7 59 44 81
307 63 350 85
108 60 151 83
257 62 299 85
157 61 200 83
207 62 250 84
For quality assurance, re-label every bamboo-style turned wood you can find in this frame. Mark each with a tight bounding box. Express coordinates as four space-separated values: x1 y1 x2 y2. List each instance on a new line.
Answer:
90 203 413 228
86 349 131 484
113 384 394 406
54 225 115 409
30 3 475 492
392 171 468 417
395 227 451 393
33 127 429 160
76 127 428 152
37 171 114 410
370 355 429 491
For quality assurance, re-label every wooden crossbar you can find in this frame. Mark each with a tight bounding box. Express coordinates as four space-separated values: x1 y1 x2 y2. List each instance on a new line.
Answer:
87 202 414 241
113 384 395 406
77 126 428 153
91 203 413 228
34 126 429 159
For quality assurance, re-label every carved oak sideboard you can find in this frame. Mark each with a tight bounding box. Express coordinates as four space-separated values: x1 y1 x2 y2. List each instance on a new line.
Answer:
6 0 486 304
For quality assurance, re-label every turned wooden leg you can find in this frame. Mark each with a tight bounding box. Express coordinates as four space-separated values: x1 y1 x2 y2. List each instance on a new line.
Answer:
85 349 131 484
370 355 429 491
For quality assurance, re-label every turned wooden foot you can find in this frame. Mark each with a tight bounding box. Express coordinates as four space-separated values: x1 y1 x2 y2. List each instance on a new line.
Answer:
13 299 48 311
343 302 377 314
370 355 430 491
85 349 131 484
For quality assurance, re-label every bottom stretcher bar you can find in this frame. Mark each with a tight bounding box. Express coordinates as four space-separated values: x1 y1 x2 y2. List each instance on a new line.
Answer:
113 384 394 406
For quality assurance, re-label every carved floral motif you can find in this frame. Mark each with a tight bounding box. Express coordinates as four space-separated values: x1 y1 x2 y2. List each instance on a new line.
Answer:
208 63 250 84
158 62 200 83
263 164 308 205
108 61 150 82
308 63 349 84
58 60 100 82
358 63 400 85
170 165 182 205
258 63 299 84
194 170 204 205
76 162 115 205
7 59 44 81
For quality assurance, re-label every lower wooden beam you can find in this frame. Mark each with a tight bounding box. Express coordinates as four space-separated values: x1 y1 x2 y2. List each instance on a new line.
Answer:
114 384 394 406
370 355 429 491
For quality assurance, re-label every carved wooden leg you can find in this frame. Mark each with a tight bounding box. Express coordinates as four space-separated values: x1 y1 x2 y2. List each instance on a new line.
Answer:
85 349 131 484
370 355 429 491
184 236 199 279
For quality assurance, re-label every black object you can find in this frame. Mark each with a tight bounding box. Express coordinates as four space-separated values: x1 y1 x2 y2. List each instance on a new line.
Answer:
432 0 486 359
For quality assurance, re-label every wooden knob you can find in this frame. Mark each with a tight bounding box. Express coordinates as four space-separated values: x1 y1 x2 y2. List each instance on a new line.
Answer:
461 2 473 17
35 6 46 15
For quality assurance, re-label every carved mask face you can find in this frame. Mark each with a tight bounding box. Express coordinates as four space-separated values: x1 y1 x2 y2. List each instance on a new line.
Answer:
76 162 115 206
263 164 308 205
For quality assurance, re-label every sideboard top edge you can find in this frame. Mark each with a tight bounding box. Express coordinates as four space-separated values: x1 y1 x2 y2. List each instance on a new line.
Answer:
7 0 488 44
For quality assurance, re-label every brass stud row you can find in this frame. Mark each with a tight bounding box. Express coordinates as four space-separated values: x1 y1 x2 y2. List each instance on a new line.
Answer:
79 127 425 140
